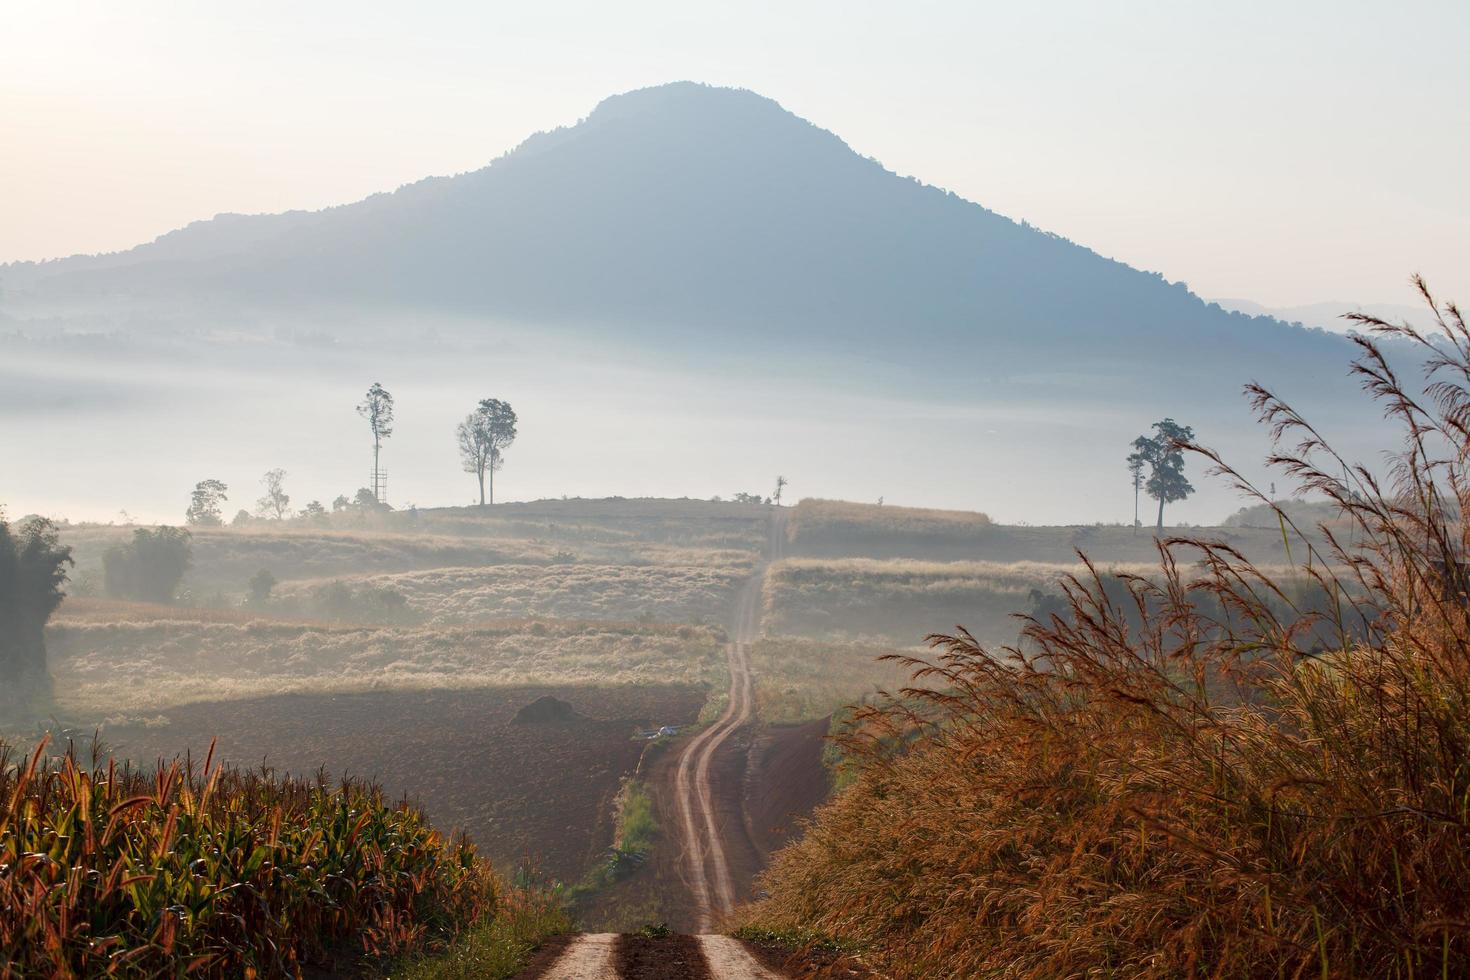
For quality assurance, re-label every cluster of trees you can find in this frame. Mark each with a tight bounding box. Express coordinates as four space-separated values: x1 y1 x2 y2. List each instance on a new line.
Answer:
1127 418 1195 531
183 384 522 523
722 479 788 506
456 398 517 506
0 510 72 714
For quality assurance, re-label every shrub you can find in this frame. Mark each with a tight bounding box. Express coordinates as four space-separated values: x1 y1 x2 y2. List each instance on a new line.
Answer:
0 738 495 976
102 526 192 603
247 568 277 605
747 282 1470 977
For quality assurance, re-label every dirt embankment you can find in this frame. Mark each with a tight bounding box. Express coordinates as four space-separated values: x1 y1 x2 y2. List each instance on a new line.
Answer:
743 717 832 860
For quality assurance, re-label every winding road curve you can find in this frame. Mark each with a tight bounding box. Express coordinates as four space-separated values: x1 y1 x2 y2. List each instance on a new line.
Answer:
674 509 784 932
539 511 788 978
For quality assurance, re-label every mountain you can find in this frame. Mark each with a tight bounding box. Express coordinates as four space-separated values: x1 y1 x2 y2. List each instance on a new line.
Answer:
2 82 1349 372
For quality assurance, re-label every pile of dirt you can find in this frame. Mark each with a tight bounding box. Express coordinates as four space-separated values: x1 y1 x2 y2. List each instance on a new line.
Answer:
513 694 580 725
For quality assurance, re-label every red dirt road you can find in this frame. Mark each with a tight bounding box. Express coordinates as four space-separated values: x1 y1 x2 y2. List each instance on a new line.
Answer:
671 512 787 932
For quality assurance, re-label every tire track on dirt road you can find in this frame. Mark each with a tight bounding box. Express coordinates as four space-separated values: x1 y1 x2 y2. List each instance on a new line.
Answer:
673 510 785 933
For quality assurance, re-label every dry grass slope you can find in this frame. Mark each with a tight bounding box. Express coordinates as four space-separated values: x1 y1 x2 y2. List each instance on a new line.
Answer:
747 637 914 724
274 558 752 627
765 557 1152 646
786 498 992 558
47 611 724 714
745 289 1470 977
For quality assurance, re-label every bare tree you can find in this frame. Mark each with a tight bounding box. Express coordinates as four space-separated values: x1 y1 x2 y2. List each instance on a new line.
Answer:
357 382 395 505
456 398 517 505
773 475 788 506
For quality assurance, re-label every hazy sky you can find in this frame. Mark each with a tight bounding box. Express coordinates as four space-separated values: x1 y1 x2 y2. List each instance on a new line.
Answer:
3 1 1467 307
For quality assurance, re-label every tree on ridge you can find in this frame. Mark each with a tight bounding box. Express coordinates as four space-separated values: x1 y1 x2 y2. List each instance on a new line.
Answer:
1129 418 1195 531
357 382 395 505
457 398 518 506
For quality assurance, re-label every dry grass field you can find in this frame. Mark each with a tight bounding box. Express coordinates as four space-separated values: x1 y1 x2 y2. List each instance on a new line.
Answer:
272 556 752 626
61 499 771 597
413 497 771 551
746 637 913 724
786 498 993 558
59 524 551 592
785 497 1329 566
46 604 724 715
762 557 1130 646
763 555 1330 648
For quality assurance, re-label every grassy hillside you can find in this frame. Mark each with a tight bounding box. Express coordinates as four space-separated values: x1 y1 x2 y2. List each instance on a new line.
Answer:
47 602 723 715
60 498 770 597
747 637 912 724
271 557 751 626
763 557 1147 646
785 499 993 558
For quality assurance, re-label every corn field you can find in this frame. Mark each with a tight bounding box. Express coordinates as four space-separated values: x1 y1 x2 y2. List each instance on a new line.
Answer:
0 738 494 977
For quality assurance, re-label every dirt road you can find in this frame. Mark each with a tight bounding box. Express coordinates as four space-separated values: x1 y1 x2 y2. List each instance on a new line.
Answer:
672 510 785 932
538 932 783 979
537 514 798 977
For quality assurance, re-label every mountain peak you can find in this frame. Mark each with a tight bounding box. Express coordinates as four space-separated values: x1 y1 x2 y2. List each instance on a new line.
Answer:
5 80 1333 374
563 80 836 153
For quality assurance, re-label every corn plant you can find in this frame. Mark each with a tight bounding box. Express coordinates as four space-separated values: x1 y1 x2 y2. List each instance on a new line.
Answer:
0 738 495 977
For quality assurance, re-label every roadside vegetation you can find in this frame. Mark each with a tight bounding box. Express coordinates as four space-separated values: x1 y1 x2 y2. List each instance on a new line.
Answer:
385 874 571 980
572 778 659 899
745 291 1470 977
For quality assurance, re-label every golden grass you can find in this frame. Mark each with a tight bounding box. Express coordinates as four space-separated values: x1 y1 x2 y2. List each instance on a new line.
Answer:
744 287 1470 977
746 637 914 724
62 501 769 595
275 558 753 627
47 617 725 715
766 556 1329 648
764 557 1149 645
786 498 992 555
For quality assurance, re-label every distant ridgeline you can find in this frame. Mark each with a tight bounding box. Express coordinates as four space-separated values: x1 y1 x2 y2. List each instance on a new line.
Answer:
1 82 1386 404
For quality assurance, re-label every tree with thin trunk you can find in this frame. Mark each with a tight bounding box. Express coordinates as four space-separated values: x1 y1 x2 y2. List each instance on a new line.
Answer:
357 382 395 505
0 511 72 716
773 475 788 506
1130 418 1195 531
186 478 229 526
257 468 291 520
456 398 517 506
1126 446 1146 532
